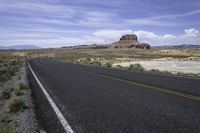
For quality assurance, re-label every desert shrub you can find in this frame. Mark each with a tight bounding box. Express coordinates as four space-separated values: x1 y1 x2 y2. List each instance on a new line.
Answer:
9 97 26 112
18 83 29 90
17 75 21 80
0 62 19 83
105 63 112 68
150 69 173 75
128 63 144 71
162 70 172 74
116 65 123 69
150 69 161 73
85 58 91 62
89 61 102 66
1 90 11 100
114 45 119 48
0 126 15 133
0 71 10 82
177 72 184 75
15 88 23 96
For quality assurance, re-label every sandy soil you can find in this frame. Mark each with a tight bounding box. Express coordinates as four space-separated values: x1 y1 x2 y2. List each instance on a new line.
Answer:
113 60 200 74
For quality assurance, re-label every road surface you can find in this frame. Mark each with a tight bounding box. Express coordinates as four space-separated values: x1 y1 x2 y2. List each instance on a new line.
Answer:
29 58 200 133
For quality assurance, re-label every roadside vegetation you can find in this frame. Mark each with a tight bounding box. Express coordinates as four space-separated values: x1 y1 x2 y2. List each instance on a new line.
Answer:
128 64 144 71
15 88 23 96
9 97 26 113
0 124 16 133
0 47 199 132
105 63 112 68
0 60 20 84
0 53 38 133
0 89 11 100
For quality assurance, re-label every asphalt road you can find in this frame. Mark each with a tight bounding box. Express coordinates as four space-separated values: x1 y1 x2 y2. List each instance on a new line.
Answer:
29 58 200 133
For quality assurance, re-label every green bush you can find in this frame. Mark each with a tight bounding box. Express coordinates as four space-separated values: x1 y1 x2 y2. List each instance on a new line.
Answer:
116 65 123 69
17 75 21 80
1 90 11 100
0 127 15 133
18 83 29 90
105 63 112 68
89 61 102 66
85 58 91 63
15 88 23 96
162 70 172 74
150 69 161 73
9 97 26 112
128 63 144 71
0 62 19 83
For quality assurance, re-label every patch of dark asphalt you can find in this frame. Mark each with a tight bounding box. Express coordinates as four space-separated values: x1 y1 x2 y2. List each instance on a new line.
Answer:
27 63 65 133
29 58 200 133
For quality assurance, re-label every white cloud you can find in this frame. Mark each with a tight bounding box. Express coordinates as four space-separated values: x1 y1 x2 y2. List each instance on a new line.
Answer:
92 28 200 45
2 28 199 47
182 28 199 37
133 30 177 41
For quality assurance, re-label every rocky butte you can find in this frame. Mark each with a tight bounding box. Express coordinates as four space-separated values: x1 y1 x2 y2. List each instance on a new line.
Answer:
112 34 151 49
63 34 151 49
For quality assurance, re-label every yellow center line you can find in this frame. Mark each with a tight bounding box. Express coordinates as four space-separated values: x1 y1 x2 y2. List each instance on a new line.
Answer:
86 71 200 101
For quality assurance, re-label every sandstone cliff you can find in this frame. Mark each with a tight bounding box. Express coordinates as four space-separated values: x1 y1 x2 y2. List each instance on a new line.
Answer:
113 34 151 49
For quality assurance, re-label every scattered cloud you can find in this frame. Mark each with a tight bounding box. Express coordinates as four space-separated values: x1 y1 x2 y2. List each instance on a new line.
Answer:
126 9 200 26
133 30 176 41
0 0 200 47
181 28 199 37
1 28 199 47
134 28 199 43
92 28 200 45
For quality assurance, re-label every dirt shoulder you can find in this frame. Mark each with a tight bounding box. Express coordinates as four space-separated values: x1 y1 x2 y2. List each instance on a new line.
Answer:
0 63 39 133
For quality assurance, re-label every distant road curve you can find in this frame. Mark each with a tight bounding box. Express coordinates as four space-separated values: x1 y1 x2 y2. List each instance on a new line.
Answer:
29 58 200 133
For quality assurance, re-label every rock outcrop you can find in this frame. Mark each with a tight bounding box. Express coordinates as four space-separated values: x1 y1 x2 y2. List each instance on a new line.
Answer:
113 34 151 49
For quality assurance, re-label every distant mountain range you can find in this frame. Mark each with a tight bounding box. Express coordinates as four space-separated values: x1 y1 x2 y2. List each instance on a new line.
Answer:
153 44 200 50
0 45 41 50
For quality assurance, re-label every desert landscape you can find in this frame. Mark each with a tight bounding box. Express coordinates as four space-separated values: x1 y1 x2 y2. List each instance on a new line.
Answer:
0 34 200 133
6 34 200 77
1 0 200 132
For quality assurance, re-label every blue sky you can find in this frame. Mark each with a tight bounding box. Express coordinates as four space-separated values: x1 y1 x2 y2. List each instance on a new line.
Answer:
0 0 200 47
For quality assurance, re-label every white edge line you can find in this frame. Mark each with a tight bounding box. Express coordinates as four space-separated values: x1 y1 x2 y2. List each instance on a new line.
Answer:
28 62 74 133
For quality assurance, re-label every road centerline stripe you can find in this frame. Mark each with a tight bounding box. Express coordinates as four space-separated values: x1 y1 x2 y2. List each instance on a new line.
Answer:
86 71 200 101
28 63 74 133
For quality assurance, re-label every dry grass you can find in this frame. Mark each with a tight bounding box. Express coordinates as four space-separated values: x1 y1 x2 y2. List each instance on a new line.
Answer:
18 83 29 90
128 63 144 71
8 97 26 113
0 90 11 100
0 125 16 133
1 48 200 62
15 88 23 96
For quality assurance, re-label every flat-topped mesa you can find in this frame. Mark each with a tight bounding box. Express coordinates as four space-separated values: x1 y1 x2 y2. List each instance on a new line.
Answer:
120 34 138 41
113 34 151 49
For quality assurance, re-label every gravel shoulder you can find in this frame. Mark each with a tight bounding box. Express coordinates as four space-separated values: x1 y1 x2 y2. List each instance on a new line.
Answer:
0 63 39 133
